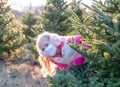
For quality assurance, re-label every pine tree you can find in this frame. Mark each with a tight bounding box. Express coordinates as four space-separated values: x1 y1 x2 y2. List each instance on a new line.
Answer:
21 8 40 59
40 0 70 35
22 9 37 43
21 5 46 59
0 0 26 60
66 0 83 35
69 0 120 86
47 0 120 86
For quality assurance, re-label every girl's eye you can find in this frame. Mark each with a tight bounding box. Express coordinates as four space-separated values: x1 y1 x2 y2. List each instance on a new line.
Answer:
45 44 48 47
42 48 45 51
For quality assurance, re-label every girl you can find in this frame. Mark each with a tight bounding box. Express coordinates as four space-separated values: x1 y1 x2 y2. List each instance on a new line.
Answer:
36 32 88 77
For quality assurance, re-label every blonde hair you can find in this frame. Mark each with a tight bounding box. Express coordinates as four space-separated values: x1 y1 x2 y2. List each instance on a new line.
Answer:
38 56 56 77
36 32 57 77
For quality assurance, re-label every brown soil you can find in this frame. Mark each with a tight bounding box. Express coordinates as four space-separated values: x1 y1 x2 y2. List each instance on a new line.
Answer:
0 60 49 87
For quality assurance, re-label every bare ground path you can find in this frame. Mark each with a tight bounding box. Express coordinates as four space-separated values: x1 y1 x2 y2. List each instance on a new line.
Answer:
0 60 49 87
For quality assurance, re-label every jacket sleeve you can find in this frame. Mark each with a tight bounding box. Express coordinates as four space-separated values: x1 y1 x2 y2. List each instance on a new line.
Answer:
51 59 70 71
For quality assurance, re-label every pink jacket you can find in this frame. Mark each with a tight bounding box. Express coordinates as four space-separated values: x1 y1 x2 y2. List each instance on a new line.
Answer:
51 35 87 70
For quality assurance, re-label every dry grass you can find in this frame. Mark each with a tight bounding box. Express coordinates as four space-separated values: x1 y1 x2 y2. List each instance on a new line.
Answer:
0 61 49 87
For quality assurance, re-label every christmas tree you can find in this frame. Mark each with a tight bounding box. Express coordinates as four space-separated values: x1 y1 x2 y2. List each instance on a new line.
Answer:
0 0 25 60
21 6 41 59
40 0 71 35
22 7 37 43
47 0 120 86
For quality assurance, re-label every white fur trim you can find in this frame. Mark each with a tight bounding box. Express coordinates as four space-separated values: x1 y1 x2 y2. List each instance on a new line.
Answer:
50 35 61 47
54 41 81 64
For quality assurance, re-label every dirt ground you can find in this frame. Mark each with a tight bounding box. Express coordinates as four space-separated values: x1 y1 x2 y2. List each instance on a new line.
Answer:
0 60 49 87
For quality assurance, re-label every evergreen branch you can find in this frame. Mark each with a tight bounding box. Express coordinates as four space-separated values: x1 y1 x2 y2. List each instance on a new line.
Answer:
112 14 120 32
109 0 120 12
112 40 120 49
83 2 111 24
91 5 106 18
68 9 81 23
93 39 117 56
69 17 81 27
83 16 92 23
101 24 115 33
81 3 93 11
86 26 100 35
92 0 105 9
111 40 120 57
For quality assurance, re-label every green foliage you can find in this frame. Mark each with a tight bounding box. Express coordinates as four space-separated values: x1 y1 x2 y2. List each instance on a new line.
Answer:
40 0 71 35
47 0 120 86
27 38 39 59
65 0 84 35
101 0 120 13
48 62 120 87
69 0 120 77
22 11 38 43
21 11 41 59
0 0 26 59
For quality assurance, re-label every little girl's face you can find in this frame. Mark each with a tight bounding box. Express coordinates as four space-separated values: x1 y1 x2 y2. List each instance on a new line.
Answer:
39 36 50 52
39 36 58 57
